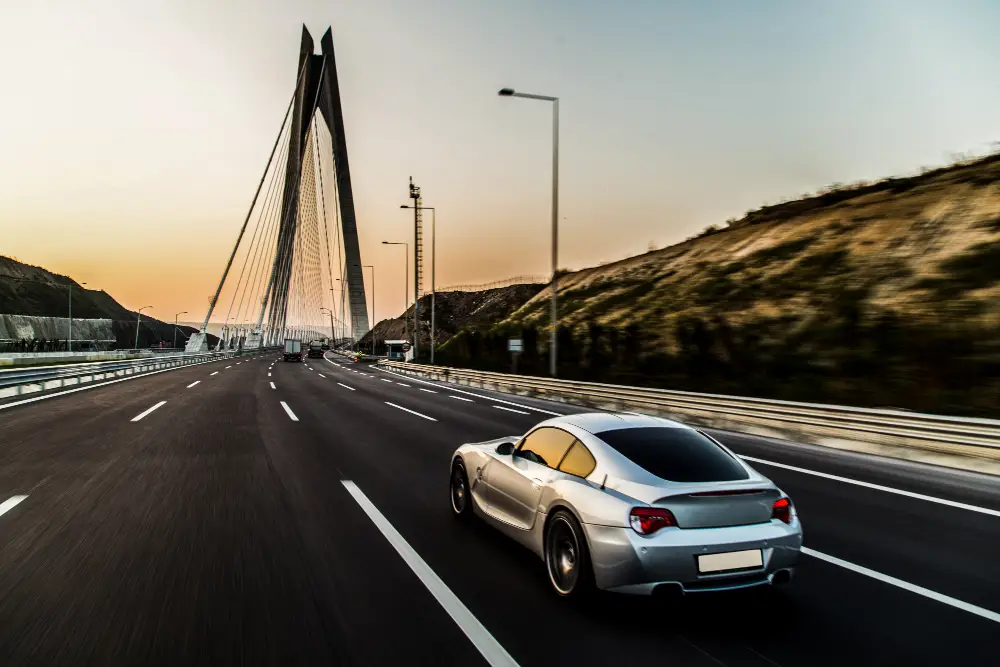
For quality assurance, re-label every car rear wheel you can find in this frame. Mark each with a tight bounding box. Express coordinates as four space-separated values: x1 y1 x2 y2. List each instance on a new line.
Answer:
545 510 594 597
450 460 474 520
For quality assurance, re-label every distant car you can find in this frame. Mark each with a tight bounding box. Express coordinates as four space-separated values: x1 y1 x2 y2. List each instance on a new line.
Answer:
449 412 802 597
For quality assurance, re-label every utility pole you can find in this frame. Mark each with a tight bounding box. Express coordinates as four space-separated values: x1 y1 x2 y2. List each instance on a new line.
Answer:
410 177 421 360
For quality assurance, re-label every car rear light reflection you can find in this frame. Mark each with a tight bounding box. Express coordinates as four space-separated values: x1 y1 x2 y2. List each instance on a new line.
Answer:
772 497 792 524
629 507 677 535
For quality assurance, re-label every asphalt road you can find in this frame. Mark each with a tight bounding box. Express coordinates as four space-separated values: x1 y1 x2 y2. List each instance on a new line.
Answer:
0 352 997 666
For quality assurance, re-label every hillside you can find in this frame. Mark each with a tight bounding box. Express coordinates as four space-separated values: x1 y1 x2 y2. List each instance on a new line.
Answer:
439 152 1000 417
0 255 217 349
358 283 545 352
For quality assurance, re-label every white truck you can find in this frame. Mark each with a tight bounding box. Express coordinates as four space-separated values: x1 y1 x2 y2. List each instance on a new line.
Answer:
283 339 303 362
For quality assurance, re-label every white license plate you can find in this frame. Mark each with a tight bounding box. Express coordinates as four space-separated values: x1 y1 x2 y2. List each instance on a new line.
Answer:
698 549 763 573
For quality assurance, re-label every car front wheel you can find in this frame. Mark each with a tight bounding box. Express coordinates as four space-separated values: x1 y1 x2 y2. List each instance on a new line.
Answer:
450 460 474 520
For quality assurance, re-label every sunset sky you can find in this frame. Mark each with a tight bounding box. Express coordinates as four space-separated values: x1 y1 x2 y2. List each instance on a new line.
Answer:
2 0 999 326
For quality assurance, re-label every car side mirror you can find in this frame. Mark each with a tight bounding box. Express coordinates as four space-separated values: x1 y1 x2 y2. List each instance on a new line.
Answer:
495 442 515 456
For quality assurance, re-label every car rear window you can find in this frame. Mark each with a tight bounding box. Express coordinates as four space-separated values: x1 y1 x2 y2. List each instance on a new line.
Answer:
594 427 749 482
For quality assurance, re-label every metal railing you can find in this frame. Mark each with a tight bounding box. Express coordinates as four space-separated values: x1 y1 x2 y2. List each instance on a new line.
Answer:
0 350 269 399
379 361 1000 464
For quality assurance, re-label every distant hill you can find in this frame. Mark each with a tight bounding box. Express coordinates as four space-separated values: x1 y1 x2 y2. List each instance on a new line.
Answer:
0 256 218 349
438 152 1000 417
358 283 545 352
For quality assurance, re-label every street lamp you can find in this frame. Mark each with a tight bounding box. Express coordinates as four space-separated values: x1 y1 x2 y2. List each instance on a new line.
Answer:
498 86 560 377
355 264 376 355
401 205 436 364
135 306 153 350
381 241 409 340
173 311 188 350
320 307 335 342
69 282 86 352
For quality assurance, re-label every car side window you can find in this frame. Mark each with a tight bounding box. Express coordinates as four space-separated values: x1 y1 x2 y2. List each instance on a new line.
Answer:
516 427 575 468
558 441 597 478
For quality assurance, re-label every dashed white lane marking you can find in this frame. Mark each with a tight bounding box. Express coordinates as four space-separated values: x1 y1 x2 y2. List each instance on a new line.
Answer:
338 383 355 391
268 373 272 377
742 456 1000 518
341 481 520 666
236 362 241 365
210 371 219 376
419 388 437 394
802 547 999 624
385 402 437 421
493 405 529 415
318 373 326 378
131 401 167 422
396 383 411 387
373 366 562 416
270 382 276 389
0 495 28 518
449 396 474 402
186 381 200 388
0 352 229 410
280 401 299 422
382 378 393 383
226 365 232 369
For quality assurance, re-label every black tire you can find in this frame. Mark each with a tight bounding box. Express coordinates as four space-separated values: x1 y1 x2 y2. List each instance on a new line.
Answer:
545 509 595 598
450 459 474 520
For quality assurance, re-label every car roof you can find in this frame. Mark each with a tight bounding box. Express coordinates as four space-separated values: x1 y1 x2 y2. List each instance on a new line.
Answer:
545 411 690 434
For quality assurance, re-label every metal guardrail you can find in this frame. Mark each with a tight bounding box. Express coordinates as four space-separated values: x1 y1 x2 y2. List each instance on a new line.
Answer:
0 350 270 399
379 361 1000 464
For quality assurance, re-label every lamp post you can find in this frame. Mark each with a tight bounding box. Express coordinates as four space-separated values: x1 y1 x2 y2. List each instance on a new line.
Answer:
68 282 86 352
173 311 188 350
381 241 409 340
135 306 152 350
320 307 335 342
498 86 560 377
401 205 436 364
356 264 376 355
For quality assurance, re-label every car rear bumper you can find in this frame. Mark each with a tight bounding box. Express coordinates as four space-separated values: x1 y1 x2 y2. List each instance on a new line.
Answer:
586 519 802 594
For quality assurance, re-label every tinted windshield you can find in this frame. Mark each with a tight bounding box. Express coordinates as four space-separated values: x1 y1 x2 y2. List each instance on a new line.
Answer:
594 427 748 482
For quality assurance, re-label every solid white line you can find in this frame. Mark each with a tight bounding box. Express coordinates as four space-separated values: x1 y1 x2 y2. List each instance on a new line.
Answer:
280 401 299 422
0 357 229 412
131 400 167 422
186 381 200 388
210 371 219 376
385 402 437 421
742 456 1000 518
270 382 276 389
419 388 437 394
493 405 529 415
802 547 999 624
374 366 563 416
338 383 355 391
396 383 410 387
450 396 474 402
341 481 521 666
0 495 28 518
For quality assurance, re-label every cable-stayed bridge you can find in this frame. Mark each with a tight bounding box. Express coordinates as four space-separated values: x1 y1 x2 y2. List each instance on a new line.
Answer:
186 26 369 352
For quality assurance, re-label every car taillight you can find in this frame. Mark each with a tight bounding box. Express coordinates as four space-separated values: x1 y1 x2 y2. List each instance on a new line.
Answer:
772 497 792 524
629 507 677 535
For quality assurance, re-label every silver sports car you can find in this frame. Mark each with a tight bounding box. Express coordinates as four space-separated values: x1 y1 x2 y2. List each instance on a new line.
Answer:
449 412 803 597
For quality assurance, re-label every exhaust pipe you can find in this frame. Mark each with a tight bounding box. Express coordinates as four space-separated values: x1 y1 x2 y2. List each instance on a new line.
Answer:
770 569 792 585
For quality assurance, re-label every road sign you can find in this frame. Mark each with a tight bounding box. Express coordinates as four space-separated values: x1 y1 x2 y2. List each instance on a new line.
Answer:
401 342 411 352
508 338 523 353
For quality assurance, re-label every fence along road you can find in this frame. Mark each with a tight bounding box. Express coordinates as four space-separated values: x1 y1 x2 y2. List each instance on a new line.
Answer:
378 361 1000 475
